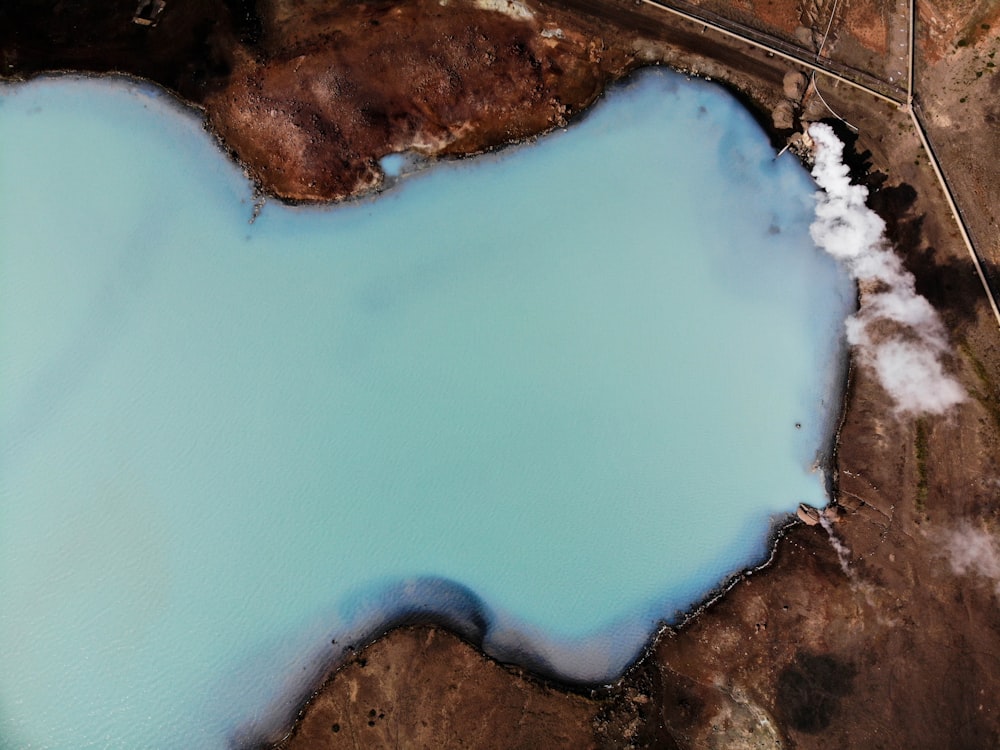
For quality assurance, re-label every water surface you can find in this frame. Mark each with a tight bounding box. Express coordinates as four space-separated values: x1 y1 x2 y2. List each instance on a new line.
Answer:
0 70 853 748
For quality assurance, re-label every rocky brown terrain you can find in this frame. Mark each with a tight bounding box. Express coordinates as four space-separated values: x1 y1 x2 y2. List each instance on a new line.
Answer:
3 0 999 747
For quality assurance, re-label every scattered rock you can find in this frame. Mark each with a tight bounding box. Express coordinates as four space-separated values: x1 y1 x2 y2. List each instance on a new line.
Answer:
772 99 796 130
782 70 807 100
797 503 822 526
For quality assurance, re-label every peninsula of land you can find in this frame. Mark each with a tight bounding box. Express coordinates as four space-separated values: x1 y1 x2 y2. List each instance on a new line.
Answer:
3 0 1000 747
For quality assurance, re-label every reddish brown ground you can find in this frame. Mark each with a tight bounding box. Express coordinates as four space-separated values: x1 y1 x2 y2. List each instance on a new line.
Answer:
270 626 601 749
205 0 641 200
916 18 1000 297
3 1 1000 748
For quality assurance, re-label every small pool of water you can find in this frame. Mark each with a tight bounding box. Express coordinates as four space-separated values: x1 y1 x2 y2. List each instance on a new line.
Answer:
0 69 853 748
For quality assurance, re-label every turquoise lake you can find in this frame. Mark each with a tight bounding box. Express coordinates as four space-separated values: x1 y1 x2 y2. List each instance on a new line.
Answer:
0 70 854 748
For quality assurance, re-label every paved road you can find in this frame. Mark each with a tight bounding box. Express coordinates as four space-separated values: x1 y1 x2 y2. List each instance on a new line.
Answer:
628 0 1000 329
637 0 906 104
901 0 1000 327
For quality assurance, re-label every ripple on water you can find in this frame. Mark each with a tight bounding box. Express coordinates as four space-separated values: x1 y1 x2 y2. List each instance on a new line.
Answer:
0 69 854 748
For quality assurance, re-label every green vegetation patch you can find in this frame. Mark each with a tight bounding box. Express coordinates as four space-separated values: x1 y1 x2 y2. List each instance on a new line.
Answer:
915 418 929 514
960 340 1000 430
956 0 999 47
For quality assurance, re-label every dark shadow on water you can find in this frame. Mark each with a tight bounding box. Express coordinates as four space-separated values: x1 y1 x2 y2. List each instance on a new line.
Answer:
233 578 496 750
346 578 493 650
235 509 808 749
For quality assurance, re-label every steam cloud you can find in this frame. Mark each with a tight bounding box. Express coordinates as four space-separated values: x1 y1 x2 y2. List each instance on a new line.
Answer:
819 514 852 576
941 522 1000 596
807 123 964 414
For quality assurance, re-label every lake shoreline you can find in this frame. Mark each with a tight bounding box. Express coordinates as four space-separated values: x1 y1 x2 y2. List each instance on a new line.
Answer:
4 0 1000 747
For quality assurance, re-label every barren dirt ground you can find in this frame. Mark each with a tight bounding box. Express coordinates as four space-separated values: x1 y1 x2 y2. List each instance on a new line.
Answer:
3 0 999 747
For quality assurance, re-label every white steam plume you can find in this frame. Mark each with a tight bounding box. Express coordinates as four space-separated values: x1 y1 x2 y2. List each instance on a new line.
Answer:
941 522 1000 596
818 513 852 576
808 123 964 415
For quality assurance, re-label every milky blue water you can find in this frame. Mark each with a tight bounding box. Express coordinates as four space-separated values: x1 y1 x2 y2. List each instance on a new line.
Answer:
0 70 853 748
